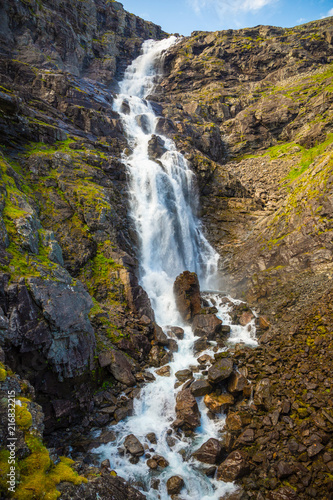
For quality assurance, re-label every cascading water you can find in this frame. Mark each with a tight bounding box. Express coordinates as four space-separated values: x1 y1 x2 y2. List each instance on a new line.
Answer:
93 37 257 499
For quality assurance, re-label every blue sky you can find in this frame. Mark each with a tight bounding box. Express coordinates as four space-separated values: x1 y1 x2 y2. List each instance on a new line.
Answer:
121 0 333 35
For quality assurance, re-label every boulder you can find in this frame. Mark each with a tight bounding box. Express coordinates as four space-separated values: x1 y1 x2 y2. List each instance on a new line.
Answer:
208 358 233 384
204 392 234 413
136 114 151 134
173 271 201 322
192 438 223 464
175 388 200 432
153 323 169 346
148 134 167 158
217 450 250 482
227 371 248 394
190 379 212 397
124 435 144 457
239 310 254 326
166 476 184 495
99 350 136 387
156 365 171 377
166 326 184 339
175 369 192 382
192 313 222 339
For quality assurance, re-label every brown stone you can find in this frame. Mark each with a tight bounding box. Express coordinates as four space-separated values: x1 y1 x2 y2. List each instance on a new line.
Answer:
190 379 212 397
192 313 222 338
192 438 223 464
216 450 250 482
208 358 233 384
124 434 144 457
225 412 243 431
173 271 201 322
258 315 270 330
175 388 201 432
166 475 184 495
175 369 192 382
227 371 248 394
204 392 234 413
156 365 171 377
239 310 254 326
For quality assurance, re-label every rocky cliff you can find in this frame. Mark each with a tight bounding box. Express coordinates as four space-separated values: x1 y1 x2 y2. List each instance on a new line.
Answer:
0 0 333 498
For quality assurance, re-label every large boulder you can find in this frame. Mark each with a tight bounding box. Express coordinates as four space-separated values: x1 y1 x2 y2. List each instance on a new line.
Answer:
99 350 136 387
208 358 233 384
192 313 222 339
216 450 250 482
175 388 200 432
124 434 144 457
173 271 201 322
166 476 184 495
190 379 212 397
192 438 224 464
204 392 234 413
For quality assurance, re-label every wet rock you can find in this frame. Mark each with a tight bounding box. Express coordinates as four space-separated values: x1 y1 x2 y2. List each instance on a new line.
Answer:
168 338 178 352
192 438 223 464
154 323 169 346
124 434 144 457
217 450 250 482
192 313 222 339
101 459 111 469
120 99 130 114
175 369 192 382
146 432 157 444
194 337 208 353
175 388 200 432
152 455 169 468
208 358 233 384
136 114 151 134
99 350 136 387
198 354 213 365
156 365 171 377
148 134 167 158
173 271 201 322
166 476 184 495
204 392 234 413
190 379 212 397
147 458 158 469
239 310 254 326
166 326 184 339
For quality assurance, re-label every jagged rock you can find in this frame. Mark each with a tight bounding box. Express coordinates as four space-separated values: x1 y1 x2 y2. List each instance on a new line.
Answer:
192 313 222 339
166 476 184 495
239 310 254 326
99 350 136 387
192 438 223 464
254 378 271 409
227 372 248 394
237 428 255 444
175 388 200 432
204 392 234 413
225 413 243 432
124 434 144 457
266 487 298 499
168 338 178 352
148 134 166 158
258 316 270 330
276 461 293 479
190 379 212 397
217 450 250 482
156 365 171 377
208 358 233 384
153 323 169 346
173 271 201 322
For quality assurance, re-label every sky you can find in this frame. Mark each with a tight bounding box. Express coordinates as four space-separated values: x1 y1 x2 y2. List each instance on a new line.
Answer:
121 0 333 36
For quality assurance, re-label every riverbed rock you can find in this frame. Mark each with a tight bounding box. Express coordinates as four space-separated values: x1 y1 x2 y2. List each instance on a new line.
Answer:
208 358 233 384
190 379 212 397
192 438 223 464
175 369 192 382
216 450 250 482
173 271 201 322
156 365 171 377
204 392 235 413
175 388 200 432
166 326 185 339
192 313 222 339
124 434 144 457
166 476 184 495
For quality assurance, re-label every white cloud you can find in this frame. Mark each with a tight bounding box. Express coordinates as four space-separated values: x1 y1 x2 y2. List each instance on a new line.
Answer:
321 7 333 19
188 0 276 16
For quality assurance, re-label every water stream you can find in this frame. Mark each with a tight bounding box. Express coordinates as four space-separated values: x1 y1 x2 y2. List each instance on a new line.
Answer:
93 37 257 500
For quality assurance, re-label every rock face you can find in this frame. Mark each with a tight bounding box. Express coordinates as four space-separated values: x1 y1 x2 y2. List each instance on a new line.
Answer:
173 271 201 322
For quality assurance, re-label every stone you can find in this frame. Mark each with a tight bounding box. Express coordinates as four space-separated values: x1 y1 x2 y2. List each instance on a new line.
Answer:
175 369 192 382
307 442 324 457
166 476 184 495
156 365 171 377
148 134 167 158
147 459 158 469
166 326 185 339
136 114 150 134
204 392 234 413
225 413 243 432
217 450 250 482
146 432 157 444
266 487 298 499
192 438 223 464
168 339 178 352
258 316 270 330
237 428 255 444
124 434 144 457
173 271 201 322
175 388 201 432
208 358 233 384
276 461 293 479
192 313 222 339
239 310 254 326
152 455 169 468
253 378 271 409
154 324 169 346
227 371 248 394
190 379 212 397
99 350 136 387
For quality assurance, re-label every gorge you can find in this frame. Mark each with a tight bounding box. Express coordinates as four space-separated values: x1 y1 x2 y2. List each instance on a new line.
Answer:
0 1 333 499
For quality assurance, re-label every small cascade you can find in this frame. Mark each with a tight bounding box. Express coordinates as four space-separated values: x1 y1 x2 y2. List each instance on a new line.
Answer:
93 37 258 500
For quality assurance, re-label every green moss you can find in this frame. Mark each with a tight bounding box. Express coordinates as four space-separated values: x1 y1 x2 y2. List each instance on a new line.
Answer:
15 403 32 430
0 367 7 382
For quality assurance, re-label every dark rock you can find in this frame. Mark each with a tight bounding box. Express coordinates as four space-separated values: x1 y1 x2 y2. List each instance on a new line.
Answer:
124 434 144 457
175 369 192 382
99 350 136 387
166 326 184 339
208 358 233 384
173 271 201 322
227 371 248 394
146 432 157 444
190 379 212 397
276 461 293 479
148 134 167 158
217 450 250 482
154 323 169 346
166 476 184 495
192 438 223 464
136 114 151 134
175 388 200 432
192 313 222 339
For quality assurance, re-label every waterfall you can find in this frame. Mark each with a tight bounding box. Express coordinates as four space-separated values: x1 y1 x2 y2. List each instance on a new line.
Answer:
93 37 256 500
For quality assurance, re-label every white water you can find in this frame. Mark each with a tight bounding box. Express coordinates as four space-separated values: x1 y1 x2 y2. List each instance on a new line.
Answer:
93 38 257 499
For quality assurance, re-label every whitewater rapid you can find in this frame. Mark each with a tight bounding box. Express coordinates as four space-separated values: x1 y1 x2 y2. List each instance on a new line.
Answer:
93 37 257 500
